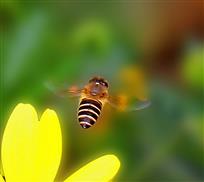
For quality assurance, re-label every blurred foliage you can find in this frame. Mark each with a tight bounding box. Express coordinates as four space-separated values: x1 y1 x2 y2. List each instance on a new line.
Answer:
182 43 204 90
0 1 203 181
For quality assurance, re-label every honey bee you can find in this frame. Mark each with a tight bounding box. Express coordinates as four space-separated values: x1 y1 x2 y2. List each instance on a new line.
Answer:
65 76 151 129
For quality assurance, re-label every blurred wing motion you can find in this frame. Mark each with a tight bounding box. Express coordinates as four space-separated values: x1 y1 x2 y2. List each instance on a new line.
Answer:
68 86 83 97
44 81 82 98
108 94 151 111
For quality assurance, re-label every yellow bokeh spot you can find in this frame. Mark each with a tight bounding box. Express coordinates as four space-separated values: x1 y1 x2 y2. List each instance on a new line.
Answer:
119 66 148 100
64 155 120 182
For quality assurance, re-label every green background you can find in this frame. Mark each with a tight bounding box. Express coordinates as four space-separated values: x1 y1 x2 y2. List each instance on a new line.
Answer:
1 1 203 181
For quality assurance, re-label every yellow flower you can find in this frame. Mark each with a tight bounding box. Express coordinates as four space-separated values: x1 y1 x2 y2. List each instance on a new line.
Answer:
0 104 120 182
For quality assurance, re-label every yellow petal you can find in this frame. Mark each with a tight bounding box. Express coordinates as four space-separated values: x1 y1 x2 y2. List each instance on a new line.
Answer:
34 109 62 181
2 104 38 181
64 155 120 182
1 103 62 182
0 175 5 182
0 161 4 178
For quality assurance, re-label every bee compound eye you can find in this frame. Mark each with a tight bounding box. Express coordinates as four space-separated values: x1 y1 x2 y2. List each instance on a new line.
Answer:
100 80 108 88
89 77 98 83
104 81 108 88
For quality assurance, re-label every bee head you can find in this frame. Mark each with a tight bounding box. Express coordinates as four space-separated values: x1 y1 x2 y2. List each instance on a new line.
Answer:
89 76 109 88
88 76 109 96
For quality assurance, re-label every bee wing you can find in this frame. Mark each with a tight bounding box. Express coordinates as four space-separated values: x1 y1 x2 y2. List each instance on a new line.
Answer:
108 94 151 111
44 81 83 98
67 86 83 97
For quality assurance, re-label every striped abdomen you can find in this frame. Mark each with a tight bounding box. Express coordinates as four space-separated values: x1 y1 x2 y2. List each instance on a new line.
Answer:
78 98 102 129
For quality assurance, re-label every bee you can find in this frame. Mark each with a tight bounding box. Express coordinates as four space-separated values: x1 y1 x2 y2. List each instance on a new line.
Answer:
66 76 151 129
